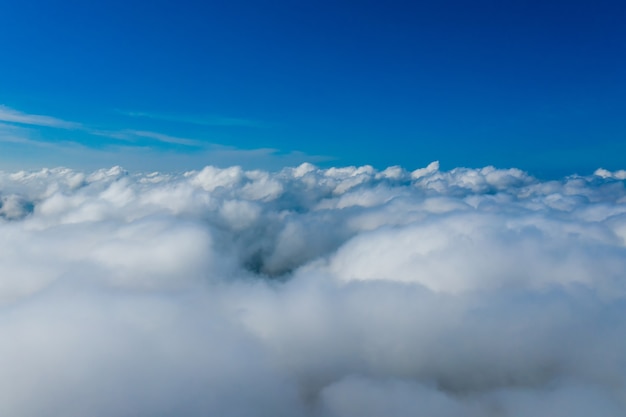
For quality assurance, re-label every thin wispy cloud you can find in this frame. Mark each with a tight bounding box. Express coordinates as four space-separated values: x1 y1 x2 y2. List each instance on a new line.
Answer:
120 110 265 127
0 123 69 149
0 105 82 129
0 106 319 171
0 123 40 146
125 130 204 146
0 105 206 148
88 128 204 147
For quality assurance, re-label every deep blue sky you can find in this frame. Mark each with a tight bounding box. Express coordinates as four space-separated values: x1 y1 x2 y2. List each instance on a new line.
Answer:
1 0 624 176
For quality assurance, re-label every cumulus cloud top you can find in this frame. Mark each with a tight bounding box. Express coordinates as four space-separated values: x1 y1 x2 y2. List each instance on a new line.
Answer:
1 162 626 416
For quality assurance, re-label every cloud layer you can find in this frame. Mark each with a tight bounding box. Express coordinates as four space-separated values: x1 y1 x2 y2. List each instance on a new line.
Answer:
1 162 625 416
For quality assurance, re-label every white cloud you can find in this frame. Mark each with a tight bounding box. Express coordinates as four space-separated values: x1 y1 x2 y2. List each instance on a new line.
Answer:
595 167 626 180
0 162 625 416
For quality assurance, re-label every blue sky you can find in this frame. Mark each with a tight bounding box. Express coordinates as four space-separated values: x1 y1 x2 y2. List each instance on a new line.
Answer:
0 0 624 177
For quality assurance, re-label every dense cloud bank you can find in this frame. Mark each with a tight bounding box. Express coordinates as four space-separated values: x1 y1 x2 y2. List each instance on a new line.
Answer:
1 162 626 416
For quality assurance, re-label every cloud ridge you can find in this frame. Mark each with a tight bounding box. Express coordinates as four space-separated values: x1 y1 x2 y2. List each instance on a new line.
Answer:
1 162 625 416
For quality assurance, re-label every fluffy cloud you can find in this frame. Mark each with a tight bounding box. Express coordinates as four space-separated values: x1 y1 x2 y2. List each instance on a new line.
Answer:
0 162 625 416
